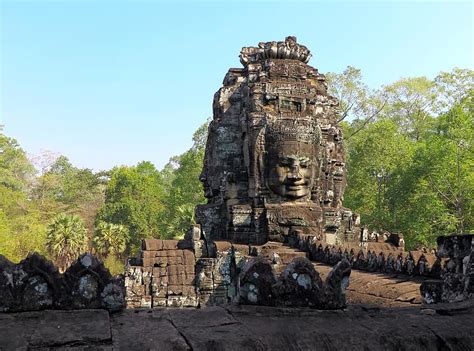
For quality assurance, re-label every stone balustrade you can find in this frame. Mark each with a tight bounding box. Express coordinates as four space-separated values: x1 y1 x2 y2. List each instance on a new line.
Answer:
0 253 124 312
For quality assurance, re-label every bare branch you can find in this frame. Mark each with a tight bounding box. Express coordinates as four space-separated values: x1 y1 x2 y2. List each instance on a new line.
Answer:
345 100 387 139
337 101 355 123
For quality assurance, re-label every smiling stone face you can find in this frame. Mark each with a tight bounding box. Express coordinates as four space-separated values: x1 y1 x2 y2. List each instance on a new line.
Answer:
266 140 316 200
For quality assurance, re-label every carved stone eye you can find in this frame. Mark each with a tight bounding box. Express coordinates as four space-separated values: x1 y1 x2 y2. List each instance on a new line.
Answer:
279 158 291 167
299 159 311 168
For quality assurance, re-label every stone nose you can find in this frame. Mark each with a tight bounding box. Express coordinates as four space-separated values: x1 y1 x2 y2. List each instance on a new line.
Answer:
288 162 302 180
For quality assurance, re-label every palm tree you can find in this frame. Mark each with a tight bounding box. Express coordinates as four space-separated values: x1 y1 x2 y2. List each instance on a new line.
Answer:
93 221 129 258
46 213 88 272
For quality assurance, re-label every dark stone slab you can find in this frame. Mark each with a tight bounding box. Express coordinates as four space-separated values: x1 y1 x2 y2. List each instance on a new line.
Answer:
111 309 190 350
2 305 473 350
0 309 111 349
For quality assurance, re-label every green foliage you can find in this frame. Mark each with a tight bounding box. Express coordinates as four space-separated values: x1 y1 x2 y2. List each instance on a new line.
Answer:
434 68 474 113
0 133 35 191
33 155 106 231
158 122 208 238
103 254 125 276
93 221 129 257
0 132 48 262
46 213 88 271
335 68 474 249
381 76 437 141
384 99 473 247
0 209 48 262
344 119 415 231
96 161 166 254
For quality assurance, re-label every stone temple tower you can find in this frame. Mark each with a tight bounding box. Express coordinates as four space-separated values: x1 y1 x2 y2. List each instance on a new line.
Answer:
196 36 359 246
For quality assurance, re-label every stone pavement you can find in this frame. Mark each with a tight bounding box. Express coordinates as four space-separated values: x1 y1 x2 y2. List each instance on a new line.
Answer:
315 263 427 307
1 302 473 350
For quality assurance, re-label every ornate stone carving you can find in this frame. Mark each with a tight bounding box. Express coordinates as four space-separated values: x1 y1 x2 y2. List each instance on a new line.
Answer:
0 253 124 312
197 36 359 244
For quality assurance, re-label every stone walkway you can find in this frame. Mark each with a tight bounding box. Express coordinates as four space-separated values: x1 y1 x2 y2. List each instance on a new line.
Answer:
315 263 427 307
1 303 473 350
259 242 430 308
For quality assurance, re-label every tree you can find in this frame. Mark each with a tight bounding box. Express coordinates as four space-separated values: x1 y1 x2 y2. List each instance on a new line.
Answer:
343 119 415 232
380 77 437 141
33 155 106 232
434 68 474 113
46 213 88 271
0 132 35 191
0 131 47 262
93 221 129 258
158 121 208 238
326 67 387 146
96 161 166 254
405 95 474 237
333 67 473 249
326 66 371 122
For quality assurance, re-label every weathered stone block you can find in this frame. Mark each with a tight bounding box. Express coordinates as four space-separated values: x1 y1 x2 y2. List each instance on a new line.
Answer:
140 296 152 308
152 283 167 298
127 284 147 297
166 256 184 265
152 297 168 307
155 250 183 258
162 240 180 250
142 239 163 251
152 267 167 277
141 250 159 258
183 249 196 265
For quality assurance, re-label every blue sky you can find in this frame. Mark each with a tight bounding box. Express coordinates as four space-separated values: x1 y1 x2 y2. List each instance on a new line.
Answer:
1 1 472 171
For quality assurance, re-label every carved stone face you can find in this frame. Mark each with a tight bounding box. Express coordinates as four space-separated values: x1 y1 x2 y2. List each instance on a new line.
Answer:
266 141 315 199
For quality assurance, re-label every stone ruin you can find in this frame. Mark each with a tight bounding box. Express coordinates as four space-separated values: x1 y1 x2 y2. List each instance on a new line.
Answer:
122 37 474 310
0 253 124 312
1 37 472 317
124 37 372 310
1 33 474 351
421 234 473 304
197 36 359 246
122 37 473 311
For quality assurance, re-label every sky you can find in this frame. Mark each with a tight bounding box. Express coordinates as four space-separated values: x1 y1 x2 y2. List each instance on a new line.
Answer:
1 0 473 172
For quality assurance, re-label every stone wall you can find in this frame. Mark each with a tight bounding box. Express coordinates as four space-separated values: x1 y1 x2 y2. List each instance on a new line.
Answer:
421 234 473 304
125 239 198 308
289 232 474 304
125 237 351 309
0 253 124 312
3 304 474 350
291 232 441 278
